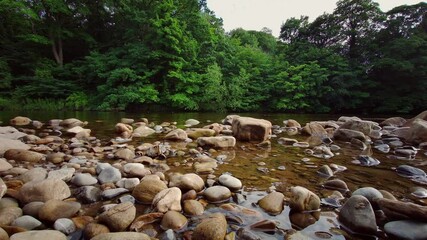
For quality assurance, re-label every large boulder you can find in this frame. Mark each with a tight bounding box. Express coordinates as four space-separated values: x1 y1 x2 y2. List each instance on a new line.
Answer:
399 119 427 144
132 126 155 138
197 136 236 148
10 116 31 126
338 119 380 136
19 178 71 204
301 122 328 137
375 198 427 222
380 117 406 127
4 149 44 163
232 117 272 142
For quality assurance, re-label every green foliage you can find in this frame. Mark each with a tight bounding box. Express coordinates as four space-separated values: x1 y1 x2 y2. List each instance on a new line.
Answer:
66 92 89 110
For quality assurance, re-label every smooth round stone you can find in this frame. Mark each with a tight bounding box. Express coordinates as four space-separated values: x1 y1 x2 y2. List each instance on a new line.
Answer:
132 178 167 204
38 199 81 222
396 165 426 178
19 167 47 183
46 152 66 164
160 211 188 231
101 188 129 200
116 178 140 190
47 167 76 182
152 187 182 213
354 155 380 166
185 119 200 127
98 167 121 184
338 195 377 235
19 178 71 204
0 178 6 199
192 213 227 240
317 165 334 178
96 163 112 174
322 179 349 192
218 174 242 191
384 220 427 240
10 230 66 240
290 186 320 212
204 186 231 203
0 197 19 208
71 173 98 186
258 192 284 215
183 200 204 216
0 227 7 240
123 163 148 178
330 145 341 151
115 149 135 161
0 207 23 225
54 218 76 235
22 202 44 217
91 232 150 240
410 187 427 199
99 202 136 232
277 166 286 171
379 190 397 201
352 187 383 208
83 223 110 239
69 157 87 165
0 158 13 172
169 173 205 192
75 186 101 203
12 215 42 230
119 195 135 204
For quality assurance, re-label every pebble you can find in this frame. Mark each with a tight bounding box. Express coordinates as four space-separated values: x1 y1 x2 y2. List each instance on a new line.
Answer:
91 232 150 240
192 213 227 240
54 218 76 234
11 215 42 230
9 230 67 240
290 186 320 212
75 186 101 203
0 207 23 225
71 173 98 186
204 186 232 203
19 178 71 204
218 174 242 191
99 202 136 232
101 188 129 200
38 199 81 222
98 167 121 184
47 167 75 182
152 187 182 213
258 192 284 215
116 178 140 190
160 211 188 231
183 200 204 216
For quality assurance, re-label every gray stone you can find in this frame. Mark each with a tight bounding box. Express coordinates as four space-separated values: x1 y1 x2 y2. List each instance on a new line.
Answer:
115 178 140 190
385 220 427 240
98 167 121 184
19 167 47 183
71 173 98 186
22 202 44 217
47 167 76 182
54 218 76 235
12 215 43 230
0 178 6 199
352 187 383 208
338 195 377 235
75 186 101 203
101 188 129 200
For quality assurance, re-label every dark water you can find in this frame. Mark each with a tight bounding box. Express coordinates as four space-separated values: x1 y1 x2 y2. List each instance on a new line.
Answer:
1 110 426 239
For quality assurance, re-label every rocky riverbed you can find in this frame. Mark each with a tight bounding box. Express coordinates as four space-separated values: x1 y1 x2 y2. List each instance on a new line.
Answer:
1 112 427 240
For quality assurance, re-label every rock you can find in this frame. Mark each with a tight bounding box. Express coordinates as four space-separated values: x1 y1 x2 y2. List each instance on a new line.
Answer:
333 129 367 142
10 117 31 126
354 155 380 167
152 187 181 213
12 215 43 230
54 218 75 235
197 136 236 148
339 119 379 136
218 174 242 191
71 173 98 186
396 165 426 178
129 212 164 232
0 207 23 225
83 223 110 239
183 200 204 216
67 126 90 135
115 123 133 138
301 122 328 137
278 137 298 145
123 163 149 178
232 117 272 142
47 167 75 182
169 173 205 192
19 178 71 204
192 213 227 240
317 165 334 178
46 152 66 164
185 119 200 127
204 186 231 203
352 187 383 208
132 126 155 137
91 232 150 240
114 148 135 161
0 178 6 199
0 159 13 172
17 168 46 183
384 220 427 240
322 179 349 193
115 178 140 190
258 192 284 215
0 126 27 140
338 195 377 235
4 149 45 163
289 186 320 212
101 188 129 200
132 178 167 204
164 129 188 141
375 198 427 222
203 123 223 135
380 117 406 127
0 227 8 240
121 118 134 124
250 219 277 232
99 202 136 232
237 228 261 240
402 119 427 144
98 167 121 184
22 202 44 217
60 118 85 128
284 119 301 128
160 211 187 230
75 186 101 203
10 230 66 240
38 199 81 222
0 139 30 156
186 128 216 139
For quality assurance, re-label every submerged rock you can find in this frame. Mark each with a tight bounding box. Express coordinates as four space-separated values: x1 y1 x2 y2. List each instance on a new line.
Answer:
384 220 427 240
258 192 284 215
289 186 320 212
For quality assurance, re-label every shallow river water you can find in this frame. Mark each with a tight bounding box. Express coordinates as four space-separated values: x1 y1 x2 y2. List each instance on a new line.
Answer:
1 111 426 239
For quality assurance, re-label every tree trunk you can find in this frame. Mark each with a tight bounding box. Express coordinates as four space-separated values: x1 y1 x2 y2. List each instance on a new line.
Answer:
51 36 63 67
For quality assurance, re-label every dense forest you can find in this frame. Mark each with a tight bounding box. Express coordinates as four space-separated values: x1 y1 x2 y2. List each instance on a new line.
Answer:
0 0 426 113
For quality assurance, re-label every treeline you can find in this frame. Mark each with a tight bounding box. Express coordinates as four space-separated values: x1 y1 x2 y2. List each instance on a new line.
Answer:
0 0 426 113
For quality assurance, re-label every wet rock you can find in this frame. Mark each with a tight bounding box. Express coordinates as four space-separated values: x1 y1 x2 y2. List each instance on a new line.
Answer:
0 207 23 225
11 215 42 230
183 200 204 216
250 219 277 232
197 136 236 148
374 144 390 153
192 213 227 240
38 199 81 222
204 186 231 203
333 129 367 142
10 230 66 240
164 129 188 141
115 123 133 138
4 149 45 163
132 126 155 138
410 187 427 199
284 119 301 128
121 118 134 124
278 137 298 145
83 223 110 239
384 220 427 240
60 118 85 128
75 186 101 203
353 155 380 167
290 186 320 212
301 122 327 137
237 228 261 240
400 118 427 144
380 117 406 127
379 190 397 201
98 167 121 184
91 232 150 240
99 202 136 232
218 174 242 191
114 149 135 161
152 187 182 213
160 211 187 231
132 178 167 204
185 119 200 127
396 165 426 178
258 192 284 215
317 165 334 178
232 117 272 142
375 198 427 222
186 128 216 139
169 173 205 192
71 173 98 186
351 138 367 150
339 119 379 136
19 178 71 204
54 218 76 234
352 187 383 208
338 195 377 235
289 211 318 229
322 179 349 193
10 117 31 126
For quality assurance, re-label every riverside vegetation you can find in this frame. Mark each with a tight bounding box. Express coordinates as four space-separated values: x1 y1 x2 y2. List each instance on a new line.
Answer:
1 111 427 239
0 0 426 113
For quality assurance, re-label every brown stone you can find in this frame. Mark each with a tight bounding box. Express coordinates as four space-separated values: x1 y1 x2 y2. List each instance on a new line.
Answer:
99 202 136 231
129 212 164 232
4 149 45 163
192 213 227 240
375 198 427 222
84 223 110 239
232 117 272 142
38 200 81 222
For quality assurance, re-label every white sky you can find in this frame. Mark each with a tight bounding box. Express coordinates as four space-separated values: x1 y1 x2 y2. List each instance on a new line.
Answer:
206 0 423 37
